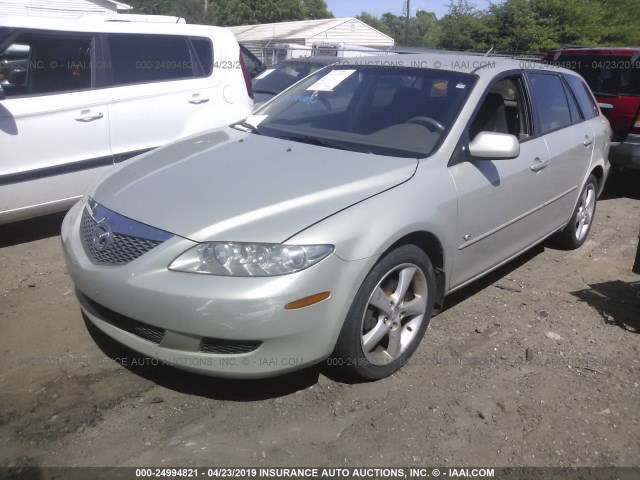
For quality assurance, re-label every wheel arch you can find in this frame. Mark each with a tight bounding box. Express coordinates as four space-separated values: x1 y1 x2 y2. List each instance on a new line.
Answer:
590 164 605 196
384 231 446 314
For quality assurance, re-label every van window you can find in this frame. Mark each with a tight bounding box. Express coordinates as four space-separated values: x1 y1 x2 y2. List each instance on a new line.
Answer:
191 38 213 76
107 34 195 85
564 74 599 120
0 33 93 97
528 73 572 134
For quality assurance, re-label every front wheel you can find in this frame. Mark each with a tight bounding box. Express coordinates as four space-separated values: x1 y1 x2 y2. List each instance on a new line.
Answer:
333 245 436 381
554 174 598 249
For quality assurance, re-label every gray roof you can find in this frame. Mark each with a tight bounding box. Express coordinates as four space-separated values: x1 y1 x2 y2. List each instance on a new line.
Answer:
227 17 394 47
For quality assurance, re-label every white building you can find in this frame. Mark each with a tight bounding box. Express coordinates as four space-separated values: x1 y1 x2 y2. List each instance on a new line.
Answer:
0 0 132 18
227 17 394 64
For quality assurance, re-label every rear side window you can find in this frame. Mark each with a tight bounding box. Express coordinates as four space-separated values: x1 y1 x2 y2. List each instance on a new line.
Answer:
562 80 582 123
0 33 93 97
191 38 213 76
528 73 572 134
107 34 196 85
564 74 599 120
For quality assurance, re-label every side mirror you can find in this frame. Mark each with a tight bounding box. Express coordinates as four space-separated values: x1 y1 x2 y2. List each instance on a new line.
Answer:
469 131 520 159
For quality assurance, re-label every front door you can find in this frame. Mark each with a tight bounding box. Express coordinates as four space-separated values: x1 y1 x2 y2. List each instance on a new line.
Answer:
449 74 550 289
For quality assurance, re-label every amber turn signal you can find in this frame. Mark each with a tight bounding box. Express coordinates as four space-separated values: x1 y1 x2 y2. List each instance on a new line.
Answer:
284 291 331 310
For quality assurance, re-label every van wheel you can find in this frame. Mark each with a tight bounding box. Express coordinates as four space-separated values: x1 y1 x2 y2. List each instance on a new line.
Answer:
555 174 598 249
333 245 436 381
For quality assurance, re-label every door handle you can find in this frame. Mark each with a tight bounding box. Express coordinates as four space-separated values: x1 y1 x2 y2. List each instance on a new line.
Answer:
530 158 548 172
583 136 593 147
188 94 209 104
75 111 103 122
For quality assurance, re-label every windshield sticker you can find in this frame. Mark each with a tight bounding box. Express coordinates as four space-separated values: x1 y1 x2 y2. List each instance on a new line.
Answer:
306 69 356 92
456 83 467 89
285 95 318 104
255 68 274 80
245 114 268 127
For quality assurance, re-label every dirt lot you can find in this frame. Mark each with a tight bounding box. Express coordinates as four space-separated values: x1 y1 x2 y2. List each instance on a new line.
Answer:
0 171 639 470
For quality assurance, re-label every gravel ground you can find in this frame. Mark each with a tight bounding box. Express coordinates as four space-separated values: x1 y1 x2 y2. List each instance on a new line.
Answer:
0 170 638 469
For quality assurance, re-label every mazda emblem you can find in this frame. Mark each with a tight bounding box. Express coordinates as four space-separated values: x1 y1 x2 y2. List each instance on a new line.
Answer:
92 222 113 252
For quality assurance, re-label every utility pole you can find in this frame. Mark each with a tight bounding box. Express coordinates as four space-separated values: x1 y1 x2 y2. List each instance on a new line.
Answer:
404 0 410 46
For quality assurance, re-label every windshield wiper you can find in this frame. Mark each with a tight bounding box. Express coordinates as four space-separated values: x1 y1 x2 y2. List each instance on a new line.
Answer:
231 120 261 134
281 135 350 151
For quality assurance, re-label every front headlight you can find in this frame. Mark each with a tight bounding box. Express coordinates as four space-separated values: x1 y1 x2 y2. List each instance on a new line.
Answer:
168 242 334 276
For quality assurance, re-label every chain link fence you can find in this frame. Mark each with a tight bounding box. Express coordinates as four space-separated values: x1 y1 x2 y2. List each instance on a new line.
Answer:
243 43 544 68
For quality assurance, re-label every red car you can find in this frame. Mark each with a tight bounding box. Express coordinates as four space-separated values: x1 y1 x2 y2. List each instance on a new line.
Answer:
541 47 640 170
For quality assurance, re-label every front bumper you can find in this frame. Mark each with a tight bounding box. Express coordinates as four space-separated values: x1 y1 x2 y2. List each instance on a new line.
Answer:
609 133 640 170
61 200 372 378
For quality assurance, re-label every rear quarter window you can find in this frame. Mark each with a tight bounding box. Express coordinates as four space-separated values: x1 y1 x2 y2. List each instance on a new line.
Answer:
564 74 599 120
191 38 213 76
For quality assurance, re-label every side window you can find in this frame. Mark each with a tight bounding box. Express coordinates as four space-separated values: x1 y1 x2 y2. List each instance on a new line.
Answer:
470 76 530 141
564 74 599 120
0 33 93 97
107 34 195 86
528 73 572 134
191 38 213 76
563 80 581 123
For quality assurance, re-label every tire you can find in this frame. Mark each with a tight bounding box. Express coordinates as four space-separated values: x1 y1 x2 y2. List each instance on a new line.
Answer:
333 245 436 381
554 174 598 250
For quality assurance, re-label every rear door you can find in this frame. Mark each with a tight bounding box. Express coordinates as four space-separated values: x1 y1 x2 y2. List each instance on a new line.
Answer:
102 33 219 163
0 29 111 221
526 72 593 227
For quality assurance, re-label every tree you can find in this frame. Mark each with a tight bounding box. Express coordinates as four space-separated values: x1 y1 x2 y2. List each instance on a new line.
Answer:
436 0 492 51
486 0 553 52
356 12 395 38
598 0 640 45
411 10 438 47
301 0 333 19
172 0 216 25
127 0 215 24
214 0 306 25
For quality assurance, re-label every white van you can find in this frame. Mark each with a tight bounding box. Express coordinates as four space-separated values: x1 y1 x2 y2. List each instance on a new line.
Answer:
0 16 254 224
269 43 312 65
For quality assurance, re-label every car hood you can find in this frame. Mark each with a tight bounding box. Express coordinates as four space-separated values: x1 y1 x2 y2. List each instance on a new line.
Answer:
91 128 417 243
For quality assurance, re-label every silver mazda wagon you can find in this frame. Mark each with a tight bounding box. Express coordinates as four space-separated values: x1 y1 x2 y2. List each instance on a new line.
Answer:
61 54 611 380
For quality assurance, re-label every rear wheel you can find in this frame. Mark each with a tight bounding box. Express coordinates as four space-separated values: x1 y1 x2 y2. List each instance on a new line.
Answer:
554 174 598 249
333 245 436 380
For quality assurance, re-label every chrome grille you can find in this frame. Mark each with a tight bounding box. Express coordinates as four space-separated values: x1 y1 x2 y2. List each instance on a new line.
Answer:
80 199 172 266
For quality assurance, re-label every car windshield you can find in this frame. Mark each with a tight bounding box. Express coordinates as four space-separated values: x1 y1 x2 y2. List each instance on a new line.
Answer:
253 60 332 95
251 65 476 158
547 54 640 96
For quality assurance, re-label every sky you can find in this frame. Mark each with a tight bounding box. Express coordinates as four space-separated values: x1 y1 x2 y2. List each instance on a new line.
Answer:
324 0 491 20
